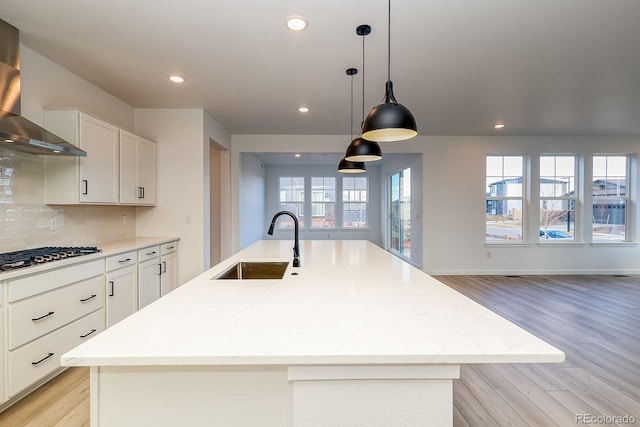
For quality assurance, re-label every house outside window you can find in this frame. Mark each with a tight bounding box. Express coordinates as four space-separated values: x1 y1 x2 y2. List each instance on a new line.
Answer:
278 177 304 228
540 155 576 240
486 155 524 241
592 155 628 242
311 177 336 228
343 177 368 228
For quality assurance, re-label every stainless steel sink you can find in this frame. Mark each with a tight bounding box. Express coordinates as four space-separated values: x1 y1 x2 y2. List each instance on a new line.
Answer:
214 261 289 280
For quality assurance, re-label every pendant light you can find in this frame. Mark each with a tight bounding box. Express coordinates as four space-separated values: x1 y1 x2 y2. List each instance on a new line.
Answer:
339 68 365 174
345 24 382 162
361 0 417 142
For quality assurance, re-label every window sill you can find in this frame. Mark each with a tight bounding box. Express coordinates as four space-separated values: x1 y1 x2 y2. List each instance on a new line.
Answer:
537 241 586 247
591 241 638 247
485 242 532 247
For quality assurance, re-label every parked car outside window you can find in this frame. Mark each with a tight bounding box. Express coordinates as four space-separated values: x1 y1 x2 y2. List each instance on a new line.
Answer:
540 230 573 239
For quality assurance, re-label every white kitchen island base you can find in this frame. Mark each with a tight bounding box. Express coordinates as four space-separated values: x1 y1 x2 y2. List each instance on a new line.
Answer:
63 240 564 427
91 364 459 427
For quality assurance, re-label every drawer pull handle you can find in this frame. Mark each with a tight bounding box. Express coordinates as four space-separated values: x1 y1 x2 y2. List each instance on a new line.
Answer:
32 353 55 366
147 251 157 256
80 294 97 302
162 261 167 274
158 263 162 276
32 311 54 321
80 329 97 338
166 246 175 250
109 281 115 297
82 180 88 195
118 258 132 263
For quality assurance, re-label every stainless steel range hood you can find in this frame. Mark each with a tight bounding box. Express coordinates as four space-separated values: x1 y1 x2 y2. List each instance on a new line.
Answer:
0 19 86 156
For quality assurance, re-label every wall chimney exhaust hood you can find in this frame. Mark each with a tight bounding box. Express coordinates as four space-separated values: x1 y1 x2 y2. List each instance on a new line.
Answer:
0 19 86 156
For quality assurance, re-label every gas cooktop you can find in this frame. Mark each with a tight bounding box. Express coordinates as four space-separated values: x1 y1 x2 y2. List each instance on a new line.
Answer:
0 246 101 272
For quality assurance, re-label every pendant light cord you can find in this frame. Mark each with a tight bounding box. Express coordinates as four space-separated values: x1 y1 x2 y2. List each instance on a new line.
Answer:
350 73 354 141
362 32 366 127
387 0 391 82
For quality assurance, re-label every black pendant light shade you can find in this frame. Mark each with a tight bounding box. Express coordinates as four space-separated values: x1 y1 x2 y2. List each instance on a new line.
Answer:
338 157 366 173
345 137 382 162
362 0 417 142
362 81 417 142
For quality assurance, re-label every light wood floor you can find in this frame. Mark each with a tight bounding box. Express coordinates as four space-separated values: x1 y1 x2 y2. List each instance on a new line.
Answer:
436 275 640 427
1 275 638 427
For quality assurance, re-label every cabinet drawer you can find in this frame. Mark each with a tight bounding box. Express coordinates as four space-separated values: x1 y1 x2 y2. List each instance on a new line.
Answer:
8 275 104 350
161 241 177 255
106 250 137 271
8 308 104 397
8 259 103 303
138 245 160 262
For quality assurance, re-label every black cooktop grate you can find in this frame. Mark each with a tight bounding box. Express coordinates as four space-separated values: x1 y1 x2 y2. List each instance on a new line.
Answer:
0 246 101 271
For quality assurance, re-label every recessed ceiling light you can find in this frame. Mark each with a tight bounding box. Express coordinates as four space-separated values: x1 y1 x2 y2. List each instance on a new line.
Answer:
53 150 61 153
286 16 308 31
4 139 13 143
494 123 505 129
169 75 184 83
294 154 301 158
298 107 310 113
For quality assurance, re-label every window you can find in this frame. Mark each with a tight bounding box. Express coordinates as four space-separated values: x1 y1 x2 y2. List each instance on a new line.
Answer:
278 177 304 228
390 168 411 258
343 177 368 228
311 177 336 228
486 155 524 241
592 155 628 241
540 155 576 240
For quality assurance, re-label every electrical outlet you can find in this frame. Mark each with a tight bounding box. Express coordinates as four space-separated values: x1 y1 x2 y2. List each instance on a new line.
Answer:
486 251 491 258
122 215 127 225
49 218 56 231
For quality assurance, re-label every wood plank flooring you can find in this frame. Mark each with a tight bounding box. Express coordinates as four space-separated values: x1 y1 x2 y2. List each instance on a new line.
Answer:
0 367 89 427
0 275 638 427
436 275 640 427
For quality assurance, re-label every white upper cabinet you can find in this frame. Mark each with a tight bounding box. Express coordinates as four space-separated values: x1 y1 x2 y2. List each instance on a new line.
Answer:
119 130 156 205
44 110 119 204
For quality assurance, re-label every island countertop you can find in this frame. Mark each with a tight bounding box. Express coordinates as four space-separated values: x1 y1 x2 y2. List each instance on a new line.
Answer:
61 240 564 367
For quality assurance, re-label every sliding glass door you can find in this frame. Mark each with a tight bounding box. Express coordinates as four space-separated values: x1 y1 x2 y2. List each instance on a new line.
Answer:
389 168 411 259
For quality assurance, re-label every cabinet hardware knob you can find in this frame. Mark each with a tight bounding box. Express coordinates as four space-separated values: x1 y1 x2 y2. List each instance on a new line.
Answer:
82 180 88 195
162 261 167 274
109 281 115 297
147 251 156 255
32 353 55 365
80 329 97 338
32 311 55 321
118 258 132 263
80 294 97 302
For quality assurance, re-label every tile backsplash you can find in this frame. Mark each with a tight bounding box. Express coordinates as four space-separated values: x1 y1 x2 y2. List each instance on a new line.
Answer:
0 147 136 252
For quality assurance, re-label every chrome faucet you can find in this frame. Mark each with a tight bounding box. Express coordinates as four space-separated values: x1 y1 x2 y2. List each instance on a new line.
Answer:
267 211 300 267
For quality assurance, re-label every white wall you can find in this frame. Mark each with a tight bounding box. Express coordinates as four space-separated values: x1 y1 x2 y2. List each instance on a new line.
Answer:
239 153 266 249
21 46 134 129
231 134 640 274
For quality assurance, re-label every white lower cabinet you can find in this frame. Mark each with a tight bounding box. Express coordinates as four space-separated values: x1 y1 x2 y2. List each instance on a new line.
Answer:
138 241 178 309
5 260 105 398
106 264 138 328
8 309 104 397
0 298 4 404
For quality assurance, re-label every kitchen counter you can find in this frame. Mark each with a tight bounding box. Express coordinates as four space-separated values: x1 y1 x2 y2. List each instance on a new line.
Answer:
0 236 178 280
61 240 564 427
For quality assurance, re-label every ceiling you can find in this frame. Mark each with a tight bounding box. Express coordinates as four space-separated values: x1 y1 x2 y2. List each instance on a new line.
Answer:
2 0 640 137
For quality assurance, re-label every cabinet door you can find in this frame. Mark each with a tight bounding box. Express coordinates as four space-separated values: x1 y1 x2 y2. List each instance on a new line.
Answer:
138 258 161 309
119 130 139 204
106 265 138 327
160 251 178 296
0 301 4 404
137 137 157 205
79 114 119 203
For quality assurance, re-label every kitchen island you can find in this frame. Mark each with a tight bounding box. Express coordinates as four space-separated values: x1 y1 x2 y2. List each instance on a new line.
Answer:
61 240 564 427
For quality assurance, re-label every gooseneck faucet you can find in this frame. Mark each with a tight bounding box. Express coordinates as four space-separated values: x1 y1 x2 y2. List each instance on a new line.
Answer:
267 210 300 267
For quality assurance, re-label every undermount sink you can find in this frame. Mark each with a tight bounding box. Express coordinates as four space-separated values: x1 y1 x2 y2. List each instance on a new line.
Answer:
214 261 289 280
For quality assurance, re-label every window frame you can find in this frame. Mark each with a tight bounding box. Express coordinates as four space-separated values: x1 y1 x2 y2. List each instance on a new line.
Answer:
310 177 336 229
277 176 305 229
342 176 369 229
485 154 526 243
539 155 578 242
592 154 630 242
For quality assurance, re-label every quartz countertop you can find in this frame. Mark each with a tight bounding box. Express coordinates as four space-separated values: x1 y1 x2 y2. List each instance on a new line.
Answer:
61 240 565 367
